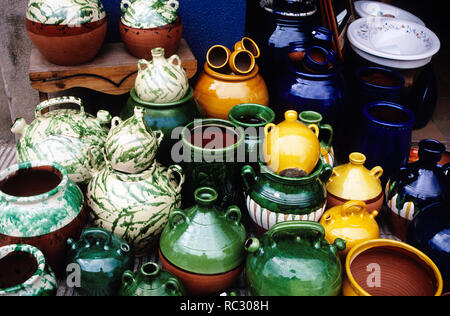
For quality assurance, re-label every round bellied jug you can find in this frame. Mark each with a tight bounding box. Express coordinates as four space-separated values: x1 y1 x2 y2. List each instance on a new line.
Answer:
245 221 346 296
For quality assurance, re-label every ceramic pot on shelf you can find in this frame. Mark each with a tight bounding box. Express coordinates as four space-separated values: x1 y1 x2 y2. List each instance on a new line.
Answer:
159 187 247 295
0 244 57 296
26 0 107 65
121 262 185 296
0 161 86 274
65 228 135 296
386 139 450 241
11 96 111 185
120 0 182 59
245 221 346 296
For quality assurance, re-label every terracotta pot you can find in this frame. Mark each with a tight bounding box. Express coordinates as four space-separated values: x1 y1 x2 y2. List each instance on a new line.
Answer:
343 239 443 296
194 63 269 120
120 17 183 59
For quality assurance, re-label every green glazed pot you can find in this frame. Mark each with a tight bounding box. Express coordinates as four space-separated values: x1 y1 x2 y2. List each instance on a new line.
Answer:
160 187 247 274
242 158 333 231
245 221 346 296
121 262 185 296
66 228 135 296
299 111 335 167
0 244 57 296
121 87 200 166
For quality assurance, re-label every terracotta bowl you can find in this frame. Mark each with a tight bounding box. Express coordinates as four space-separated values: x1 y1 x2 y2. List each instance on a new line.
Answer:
159 249 242 295
343 239 443 296
120 17 183 59
26 19 107 66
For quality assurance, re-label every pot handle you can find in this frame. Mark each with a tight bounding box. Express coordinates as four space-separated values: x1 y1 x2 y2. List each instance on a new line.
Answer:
241 165 257 192
166 0 179 12
79 228 113 249
35 96 84 118
397 166 417 185
268 221 326 246
443 163 450 178
154 130 164 146
111 116 123 129
244 237 260 254
168 209 189 228
86 147 101 177
264 123 277 137
308 124 320 138
327 169 339 184
137 59 151 72
165 277 183 295
341 201 367 219
319 162 333 183
168 54 183 70
120 0 133 13
167 165 185 193
320 124 334 148
225 205 242 225
121 270 136 292
369 166 384 180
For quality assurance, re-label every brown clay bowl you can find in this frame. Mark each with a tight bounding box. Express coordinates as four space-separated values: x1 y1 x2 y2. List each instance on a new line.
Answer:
26 19 107 66
343 239 443 296
159 249 242 295
120 17 183 59
326 192 384 215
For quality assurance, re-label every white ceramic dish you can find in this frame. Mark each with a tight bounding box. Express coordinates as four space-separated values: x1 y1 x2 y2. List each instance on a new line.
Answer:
348 17 440 63
354 1 425 26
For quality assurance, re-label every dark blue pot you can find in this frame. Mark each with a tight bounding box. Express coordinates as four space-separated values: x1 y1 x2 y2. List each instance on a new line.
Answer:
101 0 122 43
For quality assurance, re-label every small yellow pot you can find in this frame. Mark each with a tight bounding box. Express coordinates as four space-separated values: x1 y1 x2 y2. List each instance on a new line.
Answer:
343 239 443 296
320 200 380 256
262 110 320 177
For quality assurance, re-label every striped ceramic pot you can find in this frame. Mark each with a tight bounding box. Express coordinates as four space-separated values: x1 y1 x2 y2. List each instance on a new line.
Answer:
120 0 179 29
86 161 184 255
11 96 111 184
0 244 57 296
105 107 164 174
242 158 332 233
134 47 189 103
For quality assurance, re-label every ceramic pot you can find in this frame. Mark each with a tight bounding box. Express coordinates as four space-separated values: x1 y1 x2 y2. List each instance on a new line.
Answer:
105 107 164 174
228 103 276 165
66 228 134 296
0 244 57 296
407 202 450 284
121 262 185 296
326 153 384 213
242 158 332 233
26 0 107 65
134 48 189 103
245 221 346 296
11 96 111 184
120 0 179 28
121 87 200 166
320 201 380 256
159 187 246 294
86 161 184 255
0 161 86 273
299 110 335 166
194 63 269 120
386 139 450 240
179 119 245 208
263 110 320 177
343 239 443 296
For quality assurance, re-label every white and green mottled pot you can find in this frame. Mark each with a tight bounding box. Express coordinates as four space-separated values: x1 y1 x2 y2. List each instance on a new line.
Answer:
26 0 106 26
120 0 179 29
105 107 164 174
86 161 185 255
11 96 111 184
0 244 57 296
135 47 189 103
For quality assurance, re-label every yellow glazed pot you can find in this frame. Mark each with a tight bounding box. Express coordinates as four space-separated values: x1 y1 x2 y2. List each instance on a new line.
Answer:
343 239 443 296
263 110 320 177
194 63 269 120
320 201 380 256
326 153 384 213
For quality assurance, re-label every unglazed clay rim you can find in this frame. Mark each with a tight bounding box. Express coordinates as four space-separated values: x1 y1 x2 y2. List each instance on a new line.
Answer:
356 66 405 91
0 244 45 294
345 239 443 296
228 103 276 128
203 63 260 82
363 101 415 129
0 161 68 203
130 87 193 108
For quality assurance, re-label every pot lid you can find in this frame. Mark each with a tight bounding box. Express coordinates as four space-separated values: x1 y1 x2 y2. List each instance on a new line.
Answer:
354 1 425 26
26 0 106 25
159 187 247 275
120 0 179 29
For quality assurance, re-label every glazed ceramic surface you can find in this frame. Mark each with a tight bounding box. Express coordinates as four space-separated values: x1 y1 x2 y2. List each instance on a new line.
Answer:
0 244 57 296
120 0 179 29
135 48 189 103
263 110 320 176
121 262 185 296
66 228 134 296
354 1 425 25
86 161 184 255
245 221 346 296
12 96 111 184
320 201 380 255
105 107 164 174
0 161 86 272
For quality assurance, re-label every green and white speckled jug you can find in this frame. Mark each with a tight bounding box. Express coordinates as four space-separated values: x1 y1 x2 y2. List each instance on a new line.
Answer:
0 244 57 296
11 96 111 184
86 161 185 255
120 0 179 29
135 47 189 103
105 107 164 174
